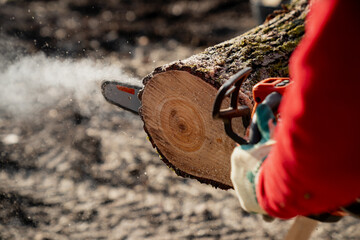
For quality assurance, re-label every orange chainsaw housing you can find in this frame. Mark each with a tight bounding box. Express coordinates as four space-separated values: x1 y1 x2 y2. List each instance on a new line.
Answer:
251 77 292 116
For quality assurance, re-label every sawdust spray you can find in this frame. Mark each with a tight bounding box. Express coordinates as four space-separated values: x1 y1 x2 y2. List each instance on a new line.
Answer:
0 39 141 119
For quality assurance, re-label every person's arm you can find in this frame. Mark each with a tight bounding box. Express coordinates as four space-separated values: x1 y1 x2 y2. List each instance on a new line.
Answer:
257 0 360 219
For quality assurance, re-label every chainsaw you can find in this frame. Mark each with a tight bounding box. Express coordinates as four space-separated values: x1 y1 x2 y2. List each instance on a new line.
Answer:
101 68 354 222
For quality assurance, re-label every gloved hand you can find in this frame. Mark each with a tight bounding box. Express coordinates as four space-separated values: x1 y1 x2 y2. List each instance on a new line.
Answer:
231 93 346 223
231 103 276 215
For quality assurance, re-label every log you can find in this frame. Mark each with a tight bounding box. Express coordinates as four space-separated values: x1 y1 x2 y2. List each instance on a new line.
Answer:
139 0 308 189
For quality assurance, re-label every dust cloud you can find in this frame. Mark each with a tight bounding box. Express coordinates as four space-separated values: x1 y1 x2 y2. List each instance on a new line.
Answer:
0 41 141 118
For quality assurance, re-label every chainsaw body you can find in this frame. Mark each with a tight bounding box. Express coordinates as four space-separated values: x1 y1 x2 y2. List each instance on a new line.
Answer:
251 77 290 116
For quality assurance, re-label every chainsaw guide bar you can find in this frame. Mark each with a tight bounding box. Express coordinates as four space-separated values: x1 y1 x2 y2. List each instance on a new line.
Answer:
101 81 142 114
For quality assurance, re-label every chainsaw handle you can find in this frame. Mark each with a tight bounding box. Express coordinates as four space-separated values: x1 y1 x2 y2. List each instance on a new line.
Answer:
212 67 252 145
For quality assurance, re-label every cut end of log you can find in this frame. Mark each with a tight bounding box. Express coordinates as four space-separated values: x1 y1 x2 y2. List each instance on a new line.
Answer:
140 70 245 189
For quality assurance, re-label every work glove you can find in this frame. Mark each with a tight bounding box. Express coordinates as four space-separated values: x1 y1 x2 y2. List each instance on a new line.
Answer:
231 97 344 223
231 102 276 215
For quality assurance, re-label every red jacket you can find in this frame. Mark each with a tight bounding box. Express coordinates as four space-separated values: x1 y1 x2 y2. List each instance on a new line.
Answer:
257 0 360 219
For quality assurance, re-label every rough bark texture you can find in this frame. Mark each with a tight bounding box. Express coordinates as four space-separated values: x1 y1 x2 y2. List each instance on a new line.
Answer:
139 0 309 189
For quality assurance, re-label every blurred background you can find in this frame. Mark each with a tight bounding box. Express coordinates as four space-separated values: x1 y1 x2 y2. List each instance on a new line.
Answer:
0 0 256 77
0 0 359 239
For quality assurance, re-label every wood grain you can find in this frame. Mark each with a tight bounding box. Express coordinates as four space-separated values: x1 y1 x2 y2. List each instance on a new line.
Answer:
141 70 244 188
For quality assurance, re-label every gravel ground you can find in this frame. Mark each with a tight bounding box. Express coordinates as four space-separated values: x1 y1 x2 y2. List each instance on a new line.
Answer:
1 82 359 240
0 0 359 239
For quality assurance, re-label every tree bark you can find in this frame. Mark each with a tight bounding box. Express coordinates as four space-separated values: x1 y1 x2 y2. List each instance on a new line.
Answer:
139 0 308 189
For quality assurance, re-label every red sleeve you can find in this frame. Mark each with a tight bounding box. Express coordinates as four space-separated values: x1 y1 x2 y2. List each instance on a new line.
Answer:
256 0 360 219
